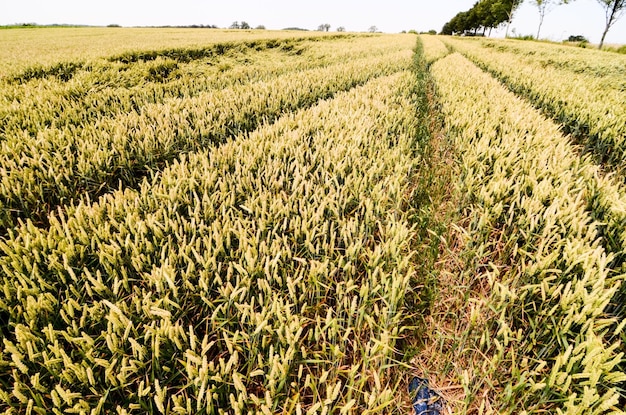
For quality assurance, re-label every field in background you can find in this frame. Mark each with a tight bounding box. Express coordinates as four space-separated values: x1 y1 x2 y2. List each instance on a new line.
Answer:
0 28 334 78
0 28 624 414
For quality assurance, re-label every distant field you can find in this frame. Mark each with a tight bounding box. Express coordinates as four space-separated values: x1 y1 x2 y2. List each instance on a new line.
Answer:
0 27 332 77
0 28 624 414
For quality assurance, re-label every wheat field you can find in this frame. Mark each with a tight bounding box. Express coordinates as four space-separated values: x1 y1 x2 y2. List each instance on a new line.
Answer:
0 28 624 414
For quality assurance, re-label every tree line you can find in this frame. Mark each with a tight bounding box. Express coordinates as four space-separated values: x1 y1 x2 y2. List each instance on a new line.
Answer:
229 22 375 33
441 0 625 49
441 0 522 37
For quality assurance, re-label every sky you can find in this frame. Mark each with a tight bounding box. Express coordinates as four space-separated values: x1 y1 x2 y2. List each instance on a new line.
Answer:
1 0 625 45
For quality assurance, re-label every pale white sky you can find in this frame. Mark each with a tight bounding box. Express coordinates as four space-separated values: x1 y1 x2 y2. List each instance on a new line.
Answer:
1 0 625 44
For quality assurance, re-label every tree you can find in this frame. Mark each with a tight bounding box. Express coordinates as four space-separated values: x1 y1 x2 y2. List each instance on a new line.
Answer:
596 0 626 48
492 0 524 37
368 25 378 33
255 25 266 30
441 21 453 35
568 34 589 42
337 26 346 32
317 23 330 32
230 21 251 30
468 5 483 34
532 0 569 39
452 12 469 34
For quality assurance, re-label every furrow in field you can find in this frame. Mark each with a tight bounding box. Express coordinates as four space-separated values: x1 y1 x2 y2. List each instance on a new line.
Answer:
0 70 426 414
418 35 450 64
427 52 624 414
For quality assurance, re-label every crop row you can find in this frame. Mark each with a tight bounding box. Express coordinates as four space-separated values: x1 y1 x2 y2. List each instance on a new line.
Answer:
0 38 414 232
475 38 626 79
1 35 407 135
430 52 625 414
423 35 626 267
442 37 626 176
0 69 424 414
434 34 626 302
